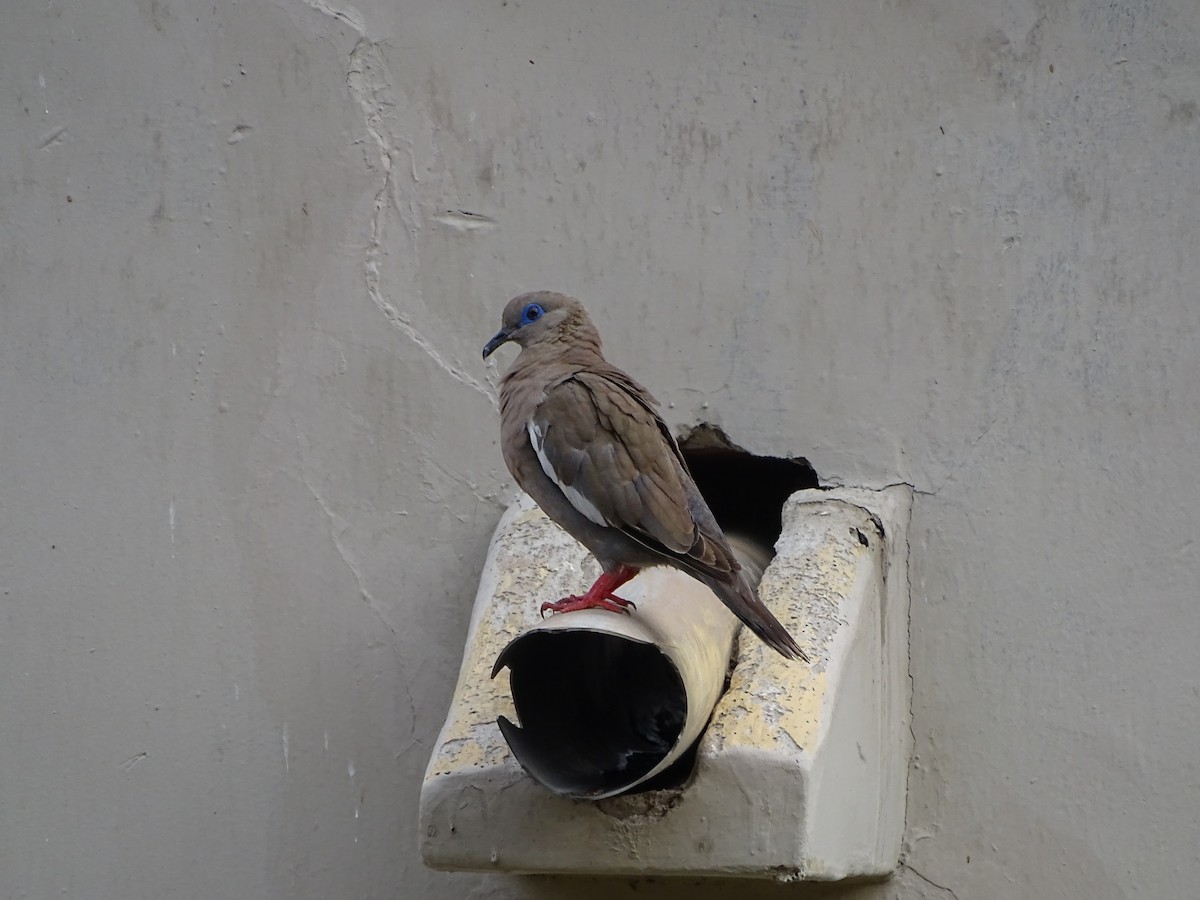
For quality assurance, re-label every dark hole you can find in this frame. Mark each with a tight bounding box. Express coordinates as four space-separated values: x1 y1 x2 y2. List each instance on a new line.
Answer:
678 423 820 547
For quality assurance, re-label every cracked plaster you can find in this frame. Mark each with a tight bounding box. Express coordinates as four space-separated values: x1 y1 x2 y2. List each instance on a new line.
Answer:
2 1 1199 898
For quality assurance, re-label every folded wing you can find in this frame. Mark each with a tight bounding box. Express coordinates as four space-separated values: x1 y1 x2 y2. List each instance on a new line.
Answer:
528 371 737 581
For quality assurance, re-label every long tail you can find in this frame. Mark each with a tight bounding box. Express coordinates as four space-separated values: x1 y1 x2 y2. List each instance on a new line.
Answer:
702 571 809 662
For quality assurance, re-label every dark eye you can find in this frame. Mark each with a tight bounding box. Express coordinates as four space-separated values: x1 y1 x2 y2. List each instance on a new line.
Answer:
521 303 544 323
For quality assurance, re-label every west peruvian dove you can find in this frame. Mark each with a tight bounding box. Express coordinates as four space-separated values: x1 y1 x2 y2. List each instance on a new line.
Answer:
482 291 806 661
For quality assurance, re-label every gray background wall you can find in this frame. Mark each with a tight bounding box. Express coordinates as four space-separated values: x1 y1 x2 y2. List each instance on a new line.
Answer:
2 1 1197 897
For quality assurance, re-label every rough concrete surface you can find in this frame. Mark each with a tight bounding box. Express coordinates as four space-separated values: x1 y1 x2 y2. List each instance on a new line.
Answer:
421 488 908 878
1 1 1197 898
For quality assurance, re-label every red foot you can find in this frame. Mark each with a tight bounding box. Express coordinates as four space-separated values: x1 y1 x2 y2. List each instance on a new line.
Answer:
539 565 639 618
540 594 635 617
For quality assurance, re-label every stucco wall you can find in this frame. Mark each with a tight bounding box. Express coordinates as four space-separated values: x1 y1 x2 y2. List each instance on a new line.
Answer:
2 1 1197 897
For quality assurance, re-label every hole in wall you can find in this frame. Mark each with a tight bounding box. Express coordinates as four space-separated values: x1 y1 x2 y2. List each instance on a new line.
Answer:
678 423 819 548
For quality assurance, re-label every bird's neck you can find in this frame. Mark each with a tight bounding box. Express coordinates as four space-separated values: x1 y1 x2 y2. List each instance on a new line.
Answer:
498 335 605 405
508 339 603 378
518 315 606 368
553 312 604 356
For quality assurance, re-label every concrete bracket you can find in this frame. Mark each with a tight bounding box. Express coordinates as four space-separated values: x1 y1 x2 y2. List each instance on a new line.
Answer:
419 485 912 880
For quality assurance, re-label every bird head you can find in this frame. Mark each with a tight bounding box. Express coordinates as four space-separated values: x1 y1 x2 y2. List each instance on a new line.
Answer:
482 291 594 358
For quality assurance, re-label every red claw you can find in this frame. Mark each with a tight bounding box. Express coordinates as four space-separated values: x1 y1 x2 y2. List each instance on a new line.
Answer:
540 594 636 617
538 565 639 618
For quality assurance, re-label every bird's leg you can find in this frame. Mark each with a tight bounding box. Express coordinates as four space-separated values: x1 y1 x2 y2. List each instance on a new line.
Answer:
540 565 639 617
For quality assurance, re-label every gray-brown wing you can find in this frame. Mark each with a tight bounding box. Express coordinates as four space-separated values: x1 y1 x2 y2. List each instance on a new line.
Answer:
528 372 734 577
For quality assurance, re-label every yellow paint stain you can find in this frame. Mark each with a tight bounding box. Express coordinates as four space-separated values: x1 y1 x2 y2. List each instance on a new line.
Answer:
705 499 873 757
426 504 597 778
431 493 877 780
709 669 828 753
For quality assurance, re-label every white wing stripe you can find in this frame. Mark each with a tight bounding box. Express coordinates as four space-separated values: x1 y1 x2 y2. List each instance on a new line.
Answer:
527 420 607 527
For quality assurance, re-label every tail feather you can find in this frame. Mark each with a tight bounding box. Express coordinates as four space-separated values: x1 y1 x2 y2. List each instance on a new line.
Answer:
703 572 810 662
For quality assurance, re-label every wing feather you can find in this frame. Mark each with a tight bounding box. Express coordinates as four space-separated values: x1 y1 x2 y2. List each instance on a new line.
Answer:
528 371 737 579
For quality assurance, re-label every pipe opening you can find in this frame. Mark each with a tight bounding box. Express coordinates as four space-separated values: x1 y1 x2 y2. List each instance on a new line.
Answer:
495 630 686 797
678 423 819 547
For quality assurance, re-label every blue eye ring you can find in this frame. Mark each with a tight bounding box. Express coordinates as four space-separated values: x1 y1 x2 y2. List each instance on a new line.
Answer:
520 303 544 324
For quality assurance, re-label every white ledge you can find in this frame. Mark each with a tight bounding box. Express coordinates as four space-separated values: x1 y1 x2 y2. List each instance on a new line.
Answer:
420 485 912 881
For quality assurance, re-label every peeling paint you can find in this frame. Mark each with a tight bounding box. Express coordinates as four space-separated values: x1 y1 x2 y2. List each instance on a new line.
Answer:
301 0 366 35
38 125 68 150
432 209 499 233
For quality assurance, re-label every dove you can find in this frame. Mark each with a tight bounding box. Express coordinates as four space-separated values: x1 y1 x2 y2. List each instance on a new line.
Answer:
482 291 807 661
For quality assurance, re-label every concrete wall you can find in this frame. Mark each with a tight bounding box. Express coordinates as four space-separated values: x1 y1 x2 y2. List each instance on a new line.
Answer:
2 1 1196 897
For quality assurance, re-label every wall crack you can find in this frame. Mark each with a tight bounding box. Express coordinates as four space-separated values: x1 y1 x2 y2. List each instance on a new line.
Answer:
300 470 398 635
903 863 961 900
344 35 498 410
289 413 400 637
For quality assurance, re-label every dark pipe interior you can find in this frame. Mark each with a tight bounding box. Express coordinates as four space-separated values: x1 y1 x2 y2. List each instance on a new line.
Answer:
678 424 819 548
494 630 686 797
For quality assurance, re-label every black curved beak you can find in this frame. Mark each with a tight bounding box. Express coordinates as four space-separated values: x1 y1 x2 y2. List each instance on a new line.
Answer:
482 327 514 359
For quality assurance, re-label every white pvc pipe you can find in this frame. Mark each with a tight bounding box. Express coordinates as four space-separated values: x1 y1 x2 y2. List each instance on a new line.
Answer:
491 535 770 799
